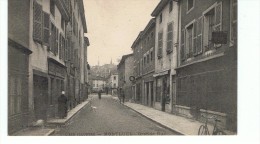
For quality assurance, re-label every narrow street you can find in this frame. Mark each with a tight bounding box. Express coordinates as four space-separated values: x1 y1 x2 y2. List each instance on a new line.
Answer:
53 94 178 136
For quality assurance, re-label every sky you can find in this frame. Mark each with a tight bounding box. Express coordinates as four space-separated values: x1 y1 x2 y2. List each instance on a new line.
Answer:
83 0 160 66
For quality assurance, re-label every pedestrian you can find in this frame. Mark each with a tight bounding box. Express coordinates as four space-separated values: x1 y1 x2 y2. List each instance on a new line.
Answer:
121 88 125 104
98 90 102 99
58 91 68 118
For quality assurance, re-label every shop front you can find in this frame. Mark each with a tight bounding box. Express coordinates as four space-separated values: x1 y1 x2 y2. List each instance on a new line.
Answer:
47 58 66 118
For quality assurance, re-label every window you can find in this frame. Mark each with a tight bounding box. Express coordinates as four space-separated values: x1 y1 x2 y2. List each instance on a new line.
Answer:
147 54 150 64
167 23 173 54
50 0 55 17
61 16 65 30
169 0 173 12
159 13 162 23
50 23 55 53
150 50 153 61
114 83 116 88
181 29 185 60
230 0 237 43
157 32 163 58
43 12 50 47
151 32 154 38
187 0 194 12
33 1 43 43
185 24 193 58
203 2 222 51
114 76 116 80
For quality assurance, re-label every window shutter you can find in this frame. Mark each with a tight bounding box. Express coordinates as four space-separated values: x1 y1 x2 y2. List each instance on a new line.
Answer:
42 12 50 47
214 2 222 47
55 28 59 55
157 32 163 58
167 23 173 53
33 1 42 43
181 29 185 60
193 21 197 55
59 33 62 59
197 16 203 54
65 39 68 61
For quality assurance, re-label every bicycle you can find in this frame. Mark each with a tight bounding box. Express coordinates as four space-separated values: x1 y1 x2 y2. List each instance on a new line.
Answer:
198 114 226 135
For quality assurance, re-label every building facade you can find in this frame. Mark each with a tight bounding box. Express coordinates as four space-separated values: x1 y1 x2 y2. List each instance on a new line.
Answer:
151 0 179 113
8 0 32 134
91 76 106 92
176 0 237 131
131 32 143 104
106 73 119 95
117 54 134 101
8 0 89 134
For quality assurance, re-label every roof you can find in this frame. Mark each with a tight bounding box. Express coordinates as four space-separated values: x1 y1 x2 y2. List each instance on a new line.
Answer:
78 0 88 33
151 0 179 17
131 31 143 49
90 75 106 81
117 53 133 68
142 18 156 37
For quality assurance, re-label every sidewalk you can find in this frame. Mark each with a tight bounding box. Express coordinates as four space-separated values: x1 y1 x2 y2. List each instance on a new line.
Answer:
12 99 90 136
116 98 235 135
47 100 90 126
12 127 55 136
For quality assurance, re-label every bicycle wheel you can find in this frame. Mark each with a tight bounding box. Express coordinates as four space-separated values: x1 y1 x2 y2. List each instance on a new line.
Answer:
198 125 208 135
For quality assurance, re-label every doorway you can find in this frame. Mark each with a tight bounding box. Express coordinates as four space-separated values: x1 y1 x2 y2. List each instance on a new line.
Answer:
33 75 48 120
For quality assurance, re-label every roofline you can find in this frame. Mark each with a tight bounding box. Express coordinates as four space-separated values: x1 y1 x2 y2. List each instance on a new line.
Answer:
78 0 87 33
131 31 143 49
117 53 133 68
151 0 179 17
142 18 156 37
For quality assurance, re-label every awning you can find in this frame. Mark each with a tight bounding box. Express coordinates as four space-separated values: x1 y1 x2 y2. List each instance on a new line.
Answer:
153 70 169 77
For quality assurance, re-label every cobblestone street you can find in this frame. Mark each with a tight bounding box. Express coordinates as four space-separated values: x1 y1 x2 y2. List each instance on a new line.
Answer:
53 94 178 136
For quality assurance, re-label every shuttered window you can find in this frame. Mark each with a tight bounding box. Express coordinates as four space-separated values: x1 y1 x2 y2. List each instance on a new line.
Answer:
157 32 163 58
42 12 50 47
50 23 55 53
65 39 68 61
197 16 203 54
214 2 222 48
186 25 193 58
167 23 173 54
192 21 197 55
55 28 59 55
59 33 62 59
33 1 43 43
230 0 237 43
181 29 185 60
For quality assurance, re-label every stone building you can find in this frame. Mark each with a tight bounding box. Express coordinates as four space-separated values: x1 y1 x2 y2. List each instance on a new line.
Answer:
176 0 237 131
117 54 134 101
8 0 89 134
151 0 179 113
8 0 32 134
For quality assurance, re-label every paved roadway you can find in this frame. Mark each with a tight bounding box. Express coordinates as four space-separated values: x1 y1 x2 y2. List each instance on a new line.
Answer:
53 94 178 136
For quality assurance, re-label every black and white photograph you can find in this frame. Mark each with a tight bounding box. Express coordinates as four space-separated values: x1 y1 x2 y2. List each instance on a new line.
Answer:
1 0 260 143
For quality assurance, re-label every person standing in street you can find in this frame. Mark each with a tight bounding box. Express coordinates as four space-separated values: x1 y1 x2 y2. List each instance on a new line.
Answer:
58 91 68 118
98 90 102 99
121 88 125 104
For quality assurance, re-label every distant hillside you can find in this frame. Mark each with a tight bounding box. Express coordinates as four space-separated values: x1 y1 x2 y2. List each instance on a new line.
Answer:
89 63 117 80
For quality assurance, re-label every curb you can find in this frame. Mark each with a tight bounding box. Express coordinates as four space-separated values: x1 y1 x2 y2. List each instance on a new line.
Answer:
47 101 90 127
123 103 185 135
45 129 55 136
